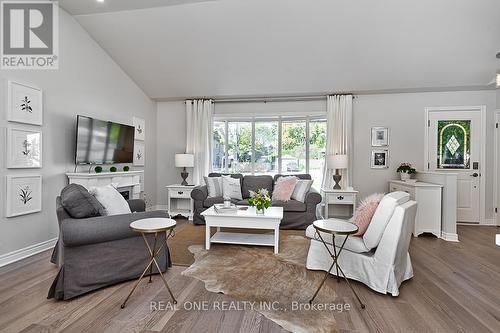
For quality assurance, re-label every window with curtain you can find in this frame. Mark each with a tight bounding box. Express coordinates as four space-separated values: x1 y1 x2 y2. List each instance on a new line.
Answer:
212 116 326 187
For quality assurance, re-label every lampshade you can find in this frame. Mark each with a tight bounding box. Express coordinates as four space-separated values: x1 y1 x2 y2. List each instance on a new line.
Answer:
175 154 194 168
327 154 348 169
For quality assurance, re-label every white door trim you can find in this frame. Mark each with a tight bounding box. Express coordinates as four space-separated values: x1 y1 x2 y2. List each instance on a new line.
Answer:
494 111 500 226
424 105 487 224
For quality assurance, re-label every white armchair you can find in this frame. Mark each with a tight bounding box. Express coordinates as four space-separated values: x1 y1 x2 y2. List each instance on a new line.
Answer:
306 191 417 296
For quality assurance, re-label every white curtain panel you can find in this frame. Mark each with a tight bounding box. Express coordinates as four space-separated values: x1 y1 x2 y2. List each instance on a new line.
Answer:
186 99 214 185
321 95 353 189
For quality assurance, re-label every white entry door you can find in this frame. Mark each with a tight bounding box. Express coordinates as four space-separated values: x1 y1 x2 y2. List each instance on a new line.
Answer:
427 109 482 223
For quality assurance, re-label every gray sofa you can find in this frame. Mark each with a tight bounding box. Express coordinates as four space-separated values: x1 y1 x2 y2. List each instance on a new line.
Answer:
48 197 171 300
191 173 322 229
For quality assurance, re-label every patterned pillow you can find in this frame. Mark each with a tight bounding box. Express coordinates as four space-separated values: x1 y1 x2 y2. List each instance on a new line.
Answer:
352 193 385 236
272 176 298 202
291 179 313 202
222 175 243 200
204 176 223 198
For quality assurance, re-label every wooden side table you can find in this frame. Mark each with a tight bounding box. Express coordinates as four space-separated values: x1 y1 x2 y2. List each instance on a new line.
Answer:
166 184 195 220
121 218 177 308
320 188 358 219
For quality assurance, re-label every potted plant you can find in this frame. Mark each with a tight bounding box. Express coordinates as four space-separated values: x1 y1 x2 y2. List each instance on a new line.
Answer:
248 189 272 214
396 163 416 181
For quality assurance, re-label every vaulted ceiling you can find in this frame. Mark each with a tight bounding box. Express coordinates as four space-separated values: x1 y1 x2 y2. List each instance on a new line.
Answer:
60 0 500 99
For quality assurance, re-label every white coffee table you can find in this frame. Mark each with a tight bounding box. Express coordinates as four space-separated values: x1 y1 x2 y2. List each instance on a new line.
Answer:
201 206 284 254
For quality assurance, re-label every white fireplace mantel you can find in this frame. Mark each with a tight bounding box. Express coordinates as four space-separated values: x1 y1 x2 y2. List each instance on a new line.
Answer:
66 170 143 199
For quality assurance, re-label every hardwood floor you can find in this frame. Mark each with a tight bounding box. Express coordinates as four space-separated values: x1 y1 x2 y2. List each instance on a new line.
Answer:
0 224 499 332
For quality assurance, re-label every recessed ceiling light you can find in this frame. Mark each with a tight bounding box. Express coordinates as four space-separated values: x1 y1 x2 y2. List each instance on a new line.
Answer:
96 0 104 3
497 73 500 88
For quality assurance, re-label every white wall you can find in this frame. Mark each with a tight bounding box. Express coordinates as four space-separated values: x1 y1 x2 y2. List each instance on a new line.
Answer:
353 90 496 221
157 90 497 221
0 9 157 259
156 101 186 207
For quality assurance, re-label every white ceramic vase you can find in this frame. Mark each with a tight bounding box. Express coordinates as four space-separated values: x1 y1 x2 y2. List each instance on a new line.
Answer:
400 172 411 181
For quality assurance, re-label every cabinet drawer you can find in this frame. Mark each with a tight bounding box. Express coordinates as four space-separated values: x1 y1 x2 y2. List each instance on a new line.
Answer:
328 194 355 204
390 185 415 198
169 189 192 199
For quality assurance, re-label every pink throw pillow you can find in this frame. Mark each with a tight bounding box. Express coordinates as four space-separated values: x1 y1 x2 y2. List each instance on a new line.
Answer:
272 176 298 202
352 193 385 236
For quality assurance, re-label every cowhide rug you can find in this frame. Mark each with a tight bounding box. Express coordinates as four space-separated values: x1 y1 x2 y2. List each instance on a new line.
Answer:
182 235 343 333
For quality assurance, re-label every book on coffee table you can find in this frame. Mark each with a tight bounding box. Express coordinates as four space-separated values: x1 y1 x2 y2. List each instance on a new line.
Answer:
214 203 238 214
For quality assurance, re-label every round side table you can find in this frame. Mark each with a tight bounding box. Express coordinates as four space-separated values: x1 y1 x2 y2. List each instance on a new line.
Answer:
308 219 365 309
121 218 177 309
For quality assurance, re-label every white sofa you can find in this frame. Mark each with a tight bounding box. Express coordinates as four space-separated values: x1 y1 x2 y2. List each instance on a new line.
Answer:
306 191 417 296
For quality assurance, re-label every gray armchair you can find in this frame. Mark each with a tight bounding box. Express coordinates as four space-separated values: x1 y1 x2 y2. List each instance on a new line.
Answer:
48 197 172 300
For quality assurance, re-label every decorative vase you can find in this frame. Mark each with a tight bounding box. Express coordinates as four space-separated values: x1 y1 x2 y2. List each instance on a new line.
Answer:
400 172 411 181
256 207 265 214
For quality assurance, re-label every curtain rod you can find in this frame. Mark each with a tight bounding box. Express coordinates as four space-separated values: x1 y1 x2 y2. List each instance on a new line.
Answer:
184 94 356 104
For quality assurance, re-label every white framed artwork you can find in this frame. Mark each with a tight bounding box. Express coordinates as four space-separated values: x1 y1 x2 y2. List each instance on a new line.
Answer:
133 141 145 166
6 175 42 217
7 81 43 125
371 149 389 169
371 127 389 146
7 127 42 168
133 117 145 141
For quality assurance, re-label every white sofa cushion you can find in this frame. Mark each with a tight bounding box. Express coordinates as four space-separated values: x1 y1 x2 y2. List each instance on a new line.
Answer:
306 223 370 254
363 191 410 250
89 184 131 216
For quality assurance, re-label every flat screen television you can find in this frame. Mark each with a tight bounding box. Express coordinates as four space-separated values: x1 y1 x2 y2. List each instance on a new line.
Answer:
75 115 135 165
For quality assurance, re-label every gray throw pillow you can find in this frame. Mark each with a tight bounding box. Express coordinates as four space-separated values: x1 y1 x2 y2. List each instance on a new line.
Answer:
61 184 106 218
291 179 313 202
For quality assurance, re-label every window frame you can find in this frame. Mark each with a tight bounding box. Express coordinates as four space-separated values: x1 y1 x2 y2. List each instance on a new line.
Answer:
212 115 326 176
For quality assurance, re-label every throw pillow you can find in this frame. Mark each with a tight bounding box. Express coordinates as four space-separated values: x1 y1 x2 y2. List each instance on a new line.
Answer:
89 184 131 216
272 176 298 202
204 176 223 198
61 183 106 218
351 193 385 236
291 179 314 202
222 175 243 200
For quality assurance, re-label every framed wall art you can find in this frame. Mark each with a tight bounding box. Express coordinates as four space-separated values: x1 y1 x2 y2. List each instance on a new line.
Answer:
7 127 42 168
5 175 42 217
371 149 389 169
133 117 145 141
7 81 43 126
371 127 389 146
133 141 145 166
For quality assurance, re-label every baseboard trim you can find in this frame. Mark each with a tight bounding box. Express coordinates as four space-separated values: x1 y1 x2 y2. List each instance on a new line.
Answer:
481 219 497 226
0 238 57 268
441 232 459 242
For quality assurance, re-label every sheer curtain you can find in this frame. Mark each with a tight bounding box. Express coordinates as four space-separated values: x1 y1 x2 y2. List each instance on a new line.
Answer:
321 95 353 189
186 99 214 185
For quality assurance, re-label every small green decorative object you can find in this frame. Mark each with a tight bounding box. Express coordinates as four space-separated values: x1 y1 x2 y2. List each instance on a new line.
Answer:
123 166 130 172
110 166 117 172
95 166 103 173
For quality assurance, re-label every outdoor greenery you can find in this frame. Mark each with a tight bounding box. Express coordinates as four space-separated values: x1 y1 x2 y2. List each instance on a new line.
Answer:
437 120 470 169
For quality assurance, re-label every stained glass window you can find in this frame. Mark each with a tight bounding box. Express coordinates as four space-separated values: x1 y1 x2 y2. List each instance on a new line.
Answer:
437 120 470 169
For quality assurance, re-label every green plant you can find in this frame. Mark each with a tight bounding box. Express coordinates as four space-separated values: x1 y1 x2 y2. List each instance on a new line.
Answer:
95 166 103 173
396 163 416 174
247 188 272 211
123 166 130 172
110 166 117 172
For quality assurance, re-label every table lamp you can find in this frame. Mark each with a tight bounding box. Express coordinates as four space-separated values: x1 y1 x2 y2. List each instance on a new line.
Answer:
327 154 348 189
175 153 194 185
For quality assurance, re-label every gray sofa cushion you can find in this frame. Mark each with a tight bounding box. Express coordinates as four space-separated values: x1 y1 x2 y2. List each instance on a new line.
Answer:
60 184 106 218
203 196 240 208
236 199 249 205
272 200 307 212
274 174 311 182
242 175 274 198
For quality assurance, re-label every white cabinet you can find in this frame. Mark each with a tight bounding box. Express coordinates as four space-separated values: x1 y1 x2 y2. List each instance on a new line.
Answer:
389 180 443 238
166 184 194 220
321 188 358 219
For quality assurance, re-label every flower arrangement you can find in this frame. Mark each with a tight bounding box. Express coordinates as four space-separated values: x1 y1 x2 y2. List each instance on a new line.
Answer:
396 163 416 174
248 188 272 213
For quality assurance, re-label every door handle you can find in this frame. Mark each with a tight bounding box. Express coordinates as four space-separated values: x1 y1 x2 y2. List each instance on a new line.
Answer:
470 173 479 178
